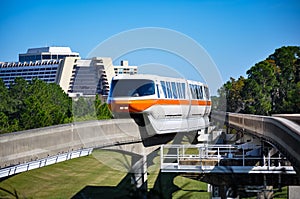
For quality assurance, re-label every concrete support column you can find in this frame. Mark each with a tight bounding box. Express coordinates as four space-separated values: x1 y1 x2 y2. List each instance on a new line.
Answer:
131 154 148 198
289 186 300 199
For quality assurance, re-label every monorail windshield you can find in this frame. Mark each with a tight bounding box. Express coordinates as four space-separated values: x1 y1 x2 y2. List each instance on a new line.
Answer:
109 79 155 97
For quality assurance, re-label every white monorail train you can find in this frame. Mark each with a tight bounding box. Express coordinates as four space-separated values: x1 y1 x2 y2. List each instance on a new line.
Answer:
107 74 211 135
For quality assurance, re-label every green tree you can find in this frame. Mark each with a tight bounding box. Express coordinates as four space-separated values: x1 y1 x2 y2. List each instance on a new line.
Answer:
20 79 72 130
0 79 10 133
216 84 228 112
95 95 112 119
217 76 245 112
47 83 72 124
8 77 29 131
244 60 278 115
0 78 73 132
9 77 29 116
72 97 97 121
217 46 299 115
0 76 113 134
268 46 300 113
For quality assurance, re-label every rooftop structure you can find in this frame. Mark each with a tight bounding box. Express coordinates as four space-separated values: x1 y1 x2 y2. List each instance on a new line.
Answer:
19 46 79 62
114 60 137 75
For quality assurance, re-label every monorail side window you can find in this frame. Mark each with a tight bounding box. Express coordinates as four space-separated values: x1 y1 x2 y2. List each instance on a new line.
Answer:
195 85 204 99
195 85 200 99
160 81 167 98
189 84 194 99
171 82 178 99
176 82 183 98
192 84 197 99
195 85 199 99
166 81 173 99
189 84 193 99
156 84 160 98
181 83 186 98
109 79 155 97
199 86 204 99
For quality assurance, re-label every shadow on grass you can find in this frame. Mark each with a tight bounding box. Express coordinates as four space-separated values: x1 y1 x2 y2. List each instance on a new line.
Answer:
71 172 180 199
148 172 180 199
0 186 21 199
72 173 133 199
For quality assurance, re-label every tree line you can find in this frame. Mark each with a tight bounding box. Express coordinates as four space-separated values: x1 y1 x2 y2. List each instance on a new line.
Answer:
213 46 300 115
0 77 112 134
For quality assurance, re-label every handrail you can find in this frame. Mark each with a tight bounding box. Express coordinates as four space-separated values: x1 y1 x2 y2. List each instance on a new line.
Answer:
160 144 296 174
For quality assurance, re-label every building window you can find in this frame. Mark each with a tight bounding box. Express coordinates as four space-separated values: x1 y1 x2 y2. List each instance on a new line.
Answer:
42 55 51 60
35 55 42 60
58 55 65 59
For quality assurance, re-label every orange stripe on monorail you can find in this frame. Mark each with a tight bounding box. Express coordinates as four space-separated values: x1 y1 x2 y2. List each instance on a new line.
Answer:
108 99 212 113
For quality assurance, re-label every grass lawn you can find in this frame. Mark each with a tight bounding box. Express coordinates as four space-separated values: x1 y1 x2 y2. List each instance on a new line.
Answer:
172 176 210 199
0 150 130 198
273 186 288 198
0 149 210 199
0 148 288 198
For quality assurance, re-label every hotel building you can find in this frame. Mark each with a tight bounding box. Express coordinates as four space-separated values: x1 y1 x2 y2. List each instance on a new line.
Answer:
0 47 80 87
0 47 137 97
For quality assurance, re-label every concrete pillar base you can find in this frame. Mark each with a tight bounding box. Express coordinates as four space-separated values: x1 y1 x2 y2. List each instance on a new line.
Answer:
131 154 148 199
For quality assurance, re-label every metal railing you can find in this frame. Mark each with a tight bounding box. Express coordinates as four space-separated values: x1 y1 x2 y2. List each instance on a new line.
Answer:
160 144 295 174
0 148 93 178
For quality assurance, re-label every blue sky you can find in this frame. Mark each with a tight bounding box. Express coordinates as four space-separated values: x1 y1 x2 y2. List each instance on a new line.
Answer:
0 0 299 94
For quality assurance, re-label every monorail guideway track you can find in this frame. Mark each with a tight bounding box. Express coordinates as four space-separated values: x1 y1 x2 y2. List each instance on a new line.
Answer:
211 111 300 174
